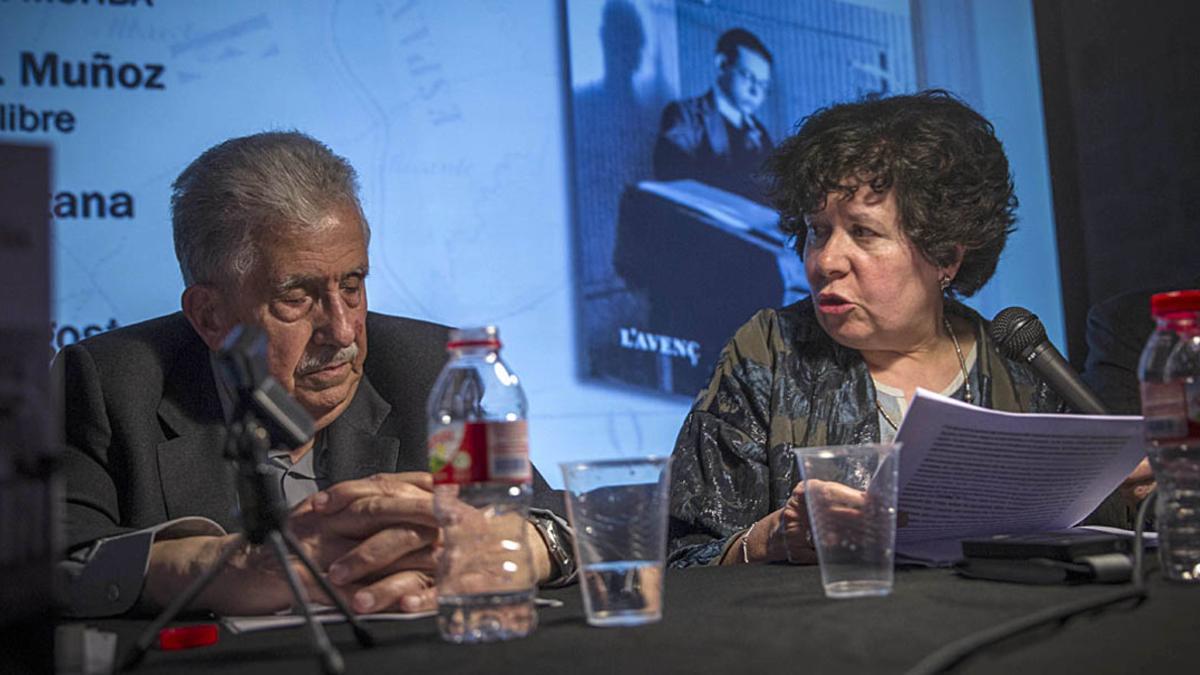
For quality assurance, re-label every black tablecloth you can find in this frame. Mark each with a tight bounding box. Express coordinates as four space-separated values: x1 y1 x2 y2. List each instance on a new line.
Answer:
95 564 1200 674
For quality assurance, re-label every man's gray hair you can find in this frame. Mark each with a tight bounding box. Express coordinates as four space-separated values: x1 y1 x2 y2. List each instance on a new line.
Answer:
171 131 370 287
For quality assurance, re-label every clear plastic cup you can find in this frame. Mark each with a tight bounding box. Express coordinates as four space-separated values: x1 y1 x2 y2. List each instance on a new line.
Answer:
793 443 901 598
560 457 672 626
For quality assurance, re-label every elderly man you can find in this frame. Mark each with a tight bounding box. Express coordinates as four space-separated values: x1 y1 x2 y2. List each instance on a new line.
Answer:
56 131 573 617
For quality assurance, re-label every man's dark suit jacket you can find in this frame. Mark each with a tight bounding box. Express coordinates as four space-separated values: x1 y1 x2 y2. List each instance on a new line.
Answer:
55 311 564 615
55 311 451 553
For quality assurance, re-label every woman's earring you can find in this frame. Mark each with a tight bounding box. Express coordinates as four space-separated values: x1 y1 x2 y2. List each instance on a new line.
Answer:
939 274 952 292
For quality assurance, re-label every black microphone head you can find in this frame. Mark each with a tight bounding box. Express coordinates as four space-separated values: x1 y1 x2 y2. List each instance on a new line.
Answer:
216 324 315 449
253 378 315 450
989 307 1047 361
217 324 270 391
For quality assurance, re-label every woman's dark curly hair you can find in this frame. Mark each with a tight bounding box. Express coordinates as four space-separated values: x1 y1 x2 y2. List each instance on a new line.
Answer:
765 90 1017 297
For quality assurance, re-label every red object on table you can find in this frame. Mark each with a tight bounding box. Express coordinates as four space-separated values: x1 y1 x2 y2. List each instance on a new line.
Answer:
157 624 219 650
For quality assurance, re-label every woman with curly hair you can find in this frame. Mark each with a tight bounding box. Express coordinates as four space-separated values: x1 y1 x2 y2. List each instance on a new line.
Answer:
667 90 1106 568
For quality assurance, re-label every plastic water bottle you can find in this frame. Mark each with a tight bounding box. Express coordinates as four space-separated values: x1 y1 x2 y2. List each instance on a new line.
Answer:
1140 290 1200 581
427 326 537 641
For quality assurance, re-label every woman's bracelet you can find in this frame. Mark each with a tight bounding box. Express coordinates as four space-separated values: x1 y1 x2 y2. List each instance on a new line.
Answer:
741 522 757 564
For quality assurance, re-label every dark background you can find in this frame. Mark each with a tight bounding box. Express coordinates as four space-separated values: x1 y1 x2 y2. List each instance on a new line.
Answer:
1035 0 1200 368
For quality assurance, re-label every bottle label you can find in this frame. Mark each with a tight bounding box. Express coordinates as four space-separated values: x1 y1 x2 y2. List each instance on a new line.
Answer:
1141 381 1188 439
428 420 531 485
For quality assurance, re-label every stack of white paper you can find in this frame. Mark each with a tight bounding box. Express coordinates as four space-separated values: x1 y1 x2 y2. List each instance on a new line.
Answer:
893 389 1145 564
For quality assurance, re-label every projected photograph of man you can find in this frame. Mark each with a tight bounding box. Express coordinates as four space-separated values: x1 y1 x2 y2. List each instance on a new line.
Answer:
651 27 775 203
567 0 915 397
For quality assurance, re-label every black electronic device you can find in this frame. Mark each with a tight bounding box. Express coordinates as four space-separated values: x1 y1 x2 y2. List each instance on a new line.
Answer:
956 529 1136 585
961 529 1132 562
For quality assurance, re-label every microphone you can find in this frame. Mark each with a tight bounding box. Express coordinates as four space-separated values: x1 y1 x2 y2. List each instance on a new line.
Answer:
216 324 315 449
989 307 1109 415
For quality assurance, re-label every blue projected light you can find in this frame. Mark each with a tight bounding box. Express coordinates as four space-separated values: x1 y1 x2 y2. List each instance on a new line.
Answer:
3 0 1061 483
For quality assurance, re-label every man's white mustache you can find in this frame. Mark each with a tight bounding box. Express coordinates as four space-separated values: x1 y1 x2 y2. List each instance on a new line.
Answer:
295 343 359 377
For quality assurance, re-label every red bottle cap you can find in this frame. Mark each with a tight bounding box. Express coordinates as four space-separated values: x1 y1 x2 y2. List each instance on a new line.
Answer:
158 624 219 650
1150 290 1200 317
447 326 502 351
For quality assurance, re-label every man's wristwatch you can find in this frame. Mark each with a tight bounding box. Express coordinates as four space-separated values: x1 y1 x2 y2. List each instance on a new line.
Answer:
528 512 576 586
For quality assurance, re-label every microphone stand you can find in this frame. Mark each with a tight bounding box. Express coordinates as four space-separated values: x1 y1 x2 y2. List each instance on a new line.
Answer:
121 408 374 674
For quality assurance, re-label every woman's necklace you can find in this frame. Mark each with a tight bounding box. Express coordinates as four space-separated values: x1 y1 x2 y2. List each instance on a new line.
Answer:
946 316 973 405
875 317 972 431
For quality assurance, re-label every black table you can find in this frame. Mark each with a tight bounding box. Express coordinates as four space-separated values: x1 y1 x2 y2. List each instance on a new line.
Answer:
97 565 1200 674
